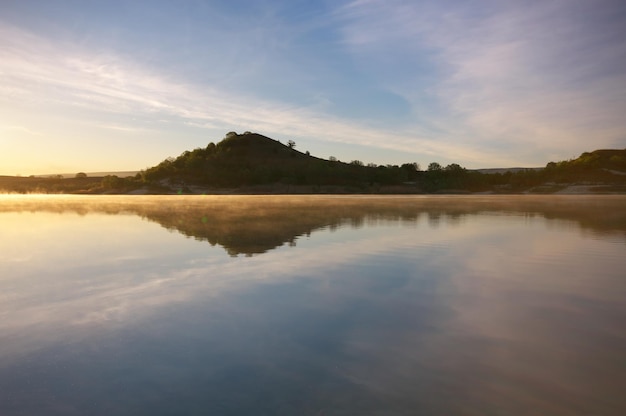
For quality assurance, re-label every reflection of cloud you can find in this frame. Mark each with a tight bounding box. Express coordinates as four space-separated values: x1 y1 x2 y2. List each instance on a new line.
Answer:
327 220 626 413
0 202 472 363
0 221 421 327
1 196 625 414
1 195 625 339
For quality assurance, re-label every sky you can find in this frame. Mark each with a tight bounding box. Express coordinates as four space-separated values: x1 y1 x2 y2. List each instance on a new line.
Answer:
1 0 625 175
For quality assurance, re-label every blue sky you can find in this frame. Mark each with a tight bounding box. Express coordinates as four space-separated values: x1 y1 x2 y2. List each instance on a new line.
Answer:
1 0 625 174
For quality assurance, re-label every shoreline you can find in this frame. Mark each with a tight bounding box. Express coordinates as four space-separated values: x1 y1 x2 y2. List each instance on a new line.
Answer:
2 175 625 195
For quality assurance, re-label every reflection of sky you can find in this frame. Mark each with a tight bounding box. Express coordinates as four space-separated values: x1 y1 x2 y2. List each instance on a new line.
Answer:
1 207 625 414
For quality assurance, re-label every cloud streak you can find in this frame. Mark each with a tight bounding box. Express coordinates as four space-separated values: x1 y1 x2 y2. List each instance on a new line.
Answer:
1 0 625 172
336 0 626 161
0 21 515 168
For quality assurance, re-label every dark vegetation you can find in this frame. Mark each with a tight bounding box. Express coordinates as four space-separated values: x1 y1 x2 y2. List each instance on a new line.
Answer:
140 132 626 193
142 132 424 191
0 173 143 194
1 131 625 194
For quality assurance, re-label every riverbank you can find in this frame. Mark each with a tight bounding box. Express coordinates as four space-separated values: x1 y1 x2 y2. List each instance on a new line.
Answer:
2 174 626 195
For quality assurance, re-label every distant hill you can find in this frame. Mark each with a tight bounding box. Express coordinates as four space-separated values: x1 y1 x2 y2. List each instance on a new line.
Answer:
34 171 139 179
475 149 626 174
547 149 626 171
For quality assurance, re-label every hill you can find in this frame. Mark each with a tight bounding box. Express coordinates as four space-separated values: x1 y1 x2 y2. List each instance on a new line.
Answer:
140 138 626 194
1 131 625 194
141 132 626 193
546 149 626 174
142 131 420 191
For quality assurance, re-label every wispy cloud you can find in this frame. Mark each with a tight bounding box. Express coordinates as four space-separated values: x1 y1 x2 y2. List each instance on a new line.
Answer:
335 0 626 161
0 125 41 136
0 22 507 166
2 0 624 170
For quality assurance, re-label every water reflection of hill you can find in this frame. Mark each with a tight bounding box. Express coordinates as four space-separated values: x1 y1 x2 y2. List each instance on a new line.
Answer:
1 195 625 255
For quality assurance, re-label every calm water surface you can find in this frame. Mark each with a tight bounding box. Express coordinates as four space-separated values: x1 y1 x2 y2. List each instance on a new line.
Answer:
0 195 625 415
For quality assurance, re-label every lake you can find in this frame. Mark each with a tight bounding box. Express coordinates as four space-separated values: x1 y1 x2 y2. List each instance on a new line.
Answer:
1 195 625 415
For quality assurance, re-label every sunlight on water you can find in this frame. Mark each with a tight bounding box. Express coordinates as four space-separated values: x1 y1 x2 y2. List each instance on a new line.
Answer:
0 195 625 415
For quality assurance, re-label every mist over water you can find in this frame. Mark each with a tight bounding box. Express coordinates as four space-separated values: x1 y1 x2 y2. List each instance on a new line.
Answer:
1 195 625 415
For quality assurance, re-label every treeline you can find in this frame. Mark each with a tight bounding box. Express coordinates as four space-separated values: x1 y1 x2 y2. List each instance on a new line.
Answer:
138 133 626 193
2 132 624 194
417 149 626 192
0 173 144 194
0 174 102 194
